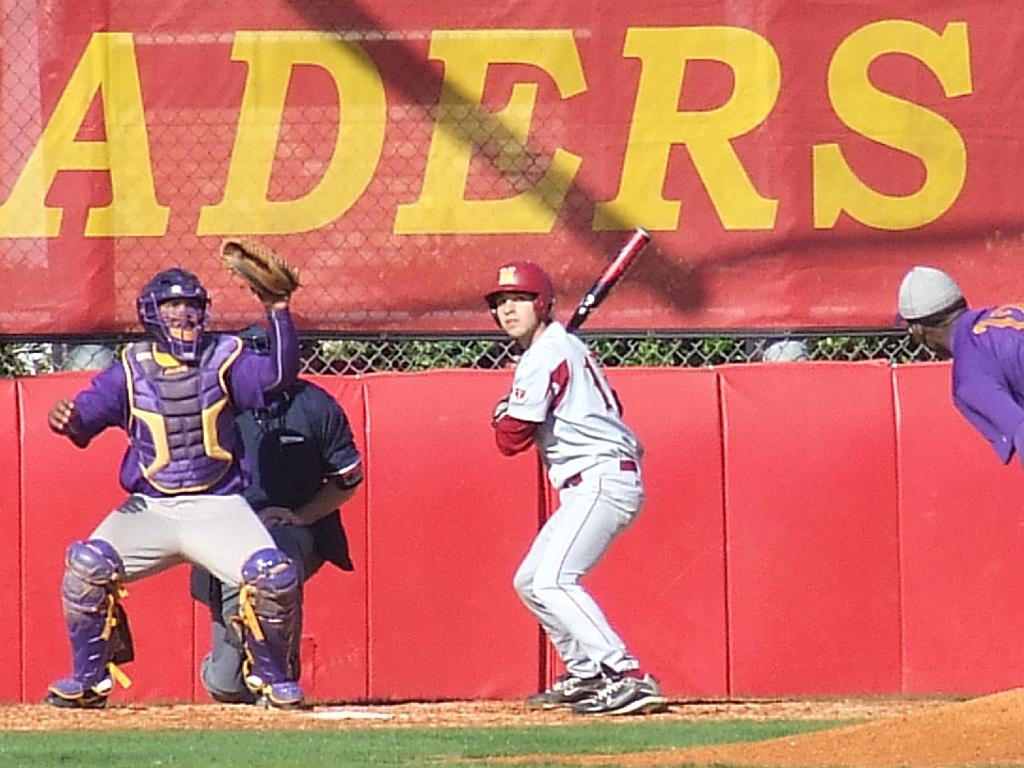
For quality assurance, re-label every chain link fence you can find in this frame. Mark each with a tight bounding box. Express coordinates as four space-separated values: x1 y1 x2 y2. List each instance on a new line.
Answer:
0 5 950 364
0 8 943 376
0 329 936 377
1 4 935 337
0 8 702 334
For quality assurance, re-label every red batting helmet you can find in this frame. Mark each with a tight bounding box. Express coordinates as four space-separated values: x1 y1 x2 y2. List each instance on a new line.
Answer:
485 261 555 324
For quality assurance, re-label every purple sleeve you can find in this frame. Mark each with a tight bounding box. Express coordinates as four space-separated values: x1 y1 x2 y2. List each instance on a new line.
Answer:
951 331 1024 464
953 371 1024 464
66 362 129 447
227 308 300 411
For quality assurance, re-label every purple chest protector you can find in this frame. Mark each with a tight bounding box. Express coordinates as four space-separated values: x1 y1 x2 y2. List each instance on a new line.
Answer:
123 336 244 494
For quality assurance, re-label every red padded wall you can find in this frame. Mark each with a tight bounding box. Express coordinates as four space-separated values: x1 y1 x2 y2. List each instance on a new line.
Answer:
291 376 369 700
720 362 902 695
894 363 1024 694
15 363 1024 702
363 371 540 699
584 368 727 697
20 374 194 703
0 381 20 700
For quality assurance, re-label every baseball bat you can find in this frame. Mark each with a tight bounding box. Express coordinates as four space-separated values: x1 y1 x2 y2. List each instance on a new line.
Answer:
566 227 651 332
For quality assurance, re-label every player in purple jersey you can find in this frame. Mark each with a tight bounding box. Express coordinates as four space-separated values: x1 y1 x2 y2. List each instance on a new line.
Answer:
898 265 1024 463
45 266 305 710
191 325 364 705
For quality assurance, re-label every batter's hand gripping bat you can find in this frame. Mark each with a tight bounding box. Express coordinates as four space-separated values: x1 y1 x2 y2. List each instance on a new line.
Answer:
566 228 651 332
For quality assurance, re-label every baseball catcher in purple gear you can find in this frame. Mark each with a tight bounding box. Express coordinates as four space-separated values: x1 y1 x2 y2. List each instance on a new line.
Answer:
191 326 364 704
46 260 305 710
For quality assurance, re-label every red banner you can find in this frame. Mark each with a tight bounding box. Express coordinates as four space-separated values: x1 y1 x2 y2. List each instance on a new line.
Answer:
0 0 1019 333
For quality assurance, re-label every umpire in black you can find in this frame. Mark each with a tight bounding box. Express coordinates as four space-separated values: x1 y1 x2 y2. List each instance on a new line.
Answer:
191 326 364 703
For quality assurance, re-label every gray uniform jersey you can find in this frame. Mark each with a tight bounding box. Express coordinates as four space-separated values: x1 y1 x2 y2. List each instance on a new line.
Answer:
507 322 645 678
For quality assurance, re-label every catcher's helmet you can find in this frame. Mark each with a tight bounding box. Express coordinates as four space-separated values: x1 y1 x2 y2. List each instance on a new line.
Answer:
136 268 210 361
485 261 555 325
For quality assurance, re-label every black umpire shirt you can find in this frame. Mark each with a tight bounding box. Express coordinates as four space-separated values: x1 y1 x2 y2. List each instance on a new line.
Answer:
239 379 363 572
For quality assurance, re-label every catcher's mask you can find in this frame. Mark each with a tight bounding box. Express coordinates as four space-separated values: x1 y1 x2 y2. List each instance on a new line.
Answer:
137 268 210 361
485 261 554 327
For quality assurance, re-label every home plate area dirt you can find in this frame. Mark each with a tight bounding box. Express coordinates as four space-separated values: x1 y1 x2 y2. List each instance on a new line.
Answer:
1 689 1022 766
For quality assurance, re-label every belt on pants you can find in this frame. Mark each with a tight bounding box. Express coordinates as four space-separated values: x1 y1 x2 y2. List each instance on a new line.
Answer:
562 459 638 490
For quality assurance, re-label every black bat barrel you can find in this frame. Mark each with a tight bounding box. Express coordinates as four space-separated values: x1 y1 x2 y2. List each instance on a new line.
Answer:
567 228 650 331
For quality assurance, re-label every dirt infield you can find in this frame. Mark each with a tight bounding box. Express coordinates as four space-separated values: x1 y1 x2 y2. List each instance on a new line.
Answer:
503 688 1024 768
0 695 942 732
2 690 1022 767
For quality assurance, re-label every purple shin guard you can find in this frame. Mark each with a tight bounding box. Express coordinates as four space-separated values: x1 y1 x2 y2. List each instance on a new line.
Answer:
47 539 126 706
239 548 303 707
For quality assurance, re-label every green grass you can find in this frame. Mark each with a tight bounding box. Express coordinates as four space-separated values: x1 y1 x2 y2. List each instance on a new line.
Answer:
0 720 839 768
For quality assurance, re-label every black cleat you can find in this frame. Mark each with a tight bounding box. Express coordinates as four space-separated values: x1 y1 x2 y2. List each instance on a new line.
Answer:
525 673 607 710
45 677 111 709
571 673 668 716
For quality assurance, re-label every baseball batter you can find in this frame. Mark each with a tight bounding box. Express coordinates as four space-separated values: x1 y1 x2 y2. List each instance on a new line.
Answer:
45 266 304 710
486 261 667 717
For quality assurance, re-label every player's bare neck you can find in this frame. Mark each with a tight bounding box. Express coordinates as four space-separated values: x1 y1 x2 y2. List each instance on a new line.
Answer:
519 320 548 350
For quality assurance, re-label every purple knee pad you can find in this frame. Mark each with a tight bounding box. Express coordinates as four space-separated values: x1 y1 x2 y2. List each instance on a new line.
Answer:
61 539 126 687
239 548 301 691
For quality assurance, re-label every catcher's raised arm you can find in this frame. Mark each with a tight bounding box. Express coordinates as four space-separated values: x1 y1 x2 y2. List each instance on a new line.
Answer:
221 238 300 309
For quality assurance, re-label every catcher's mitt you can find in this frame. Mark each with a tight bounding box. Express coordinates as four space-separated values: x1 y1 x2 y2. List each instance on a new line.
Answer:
221 238 300 303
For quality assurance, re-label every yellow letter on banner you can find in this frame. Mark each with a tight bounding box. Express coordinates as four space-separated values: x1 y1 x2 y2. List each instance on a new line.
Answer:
394 30 586 234
813 21 972 230
198 31 386 235
0 32 168 237
594 27 780 232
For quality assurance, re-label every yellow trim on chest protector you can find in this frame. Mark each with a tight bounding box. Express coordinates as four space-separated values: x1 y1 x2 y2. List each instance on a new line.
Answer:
124 341 240 490
202 398 232 461
151 348 188 373
207 338 244 462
